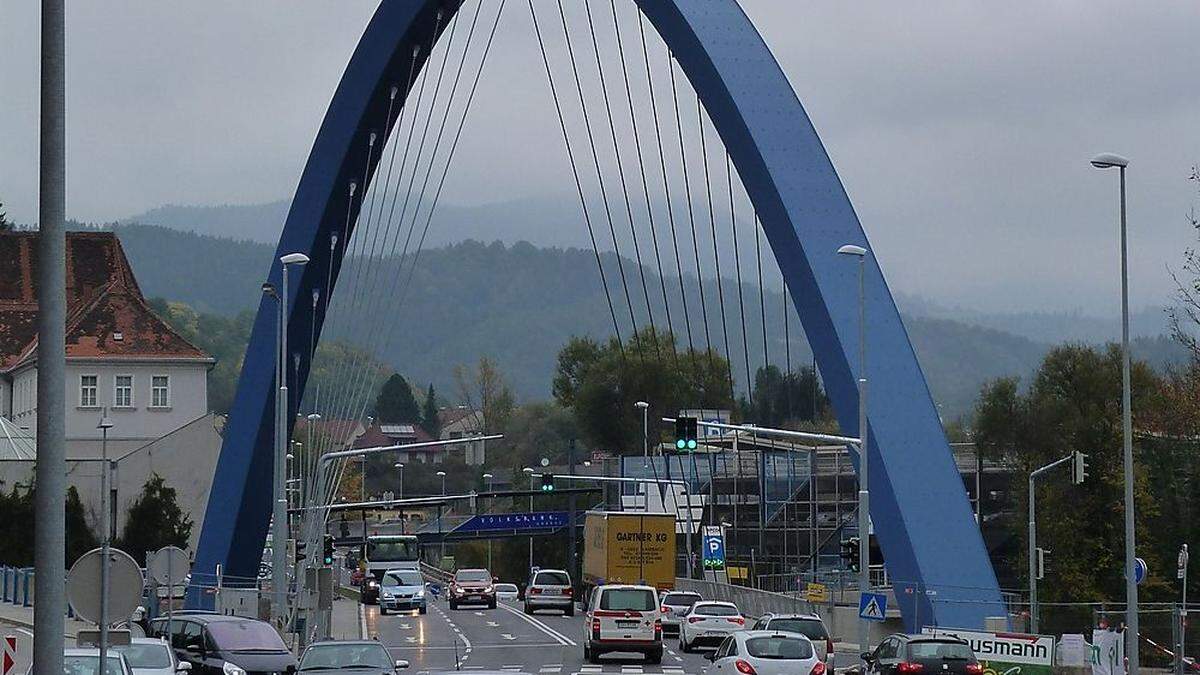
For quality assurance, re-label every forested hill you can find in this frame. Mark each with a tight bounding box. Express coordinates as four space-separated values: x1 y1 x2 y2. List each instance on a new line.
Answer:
108 223 1182 420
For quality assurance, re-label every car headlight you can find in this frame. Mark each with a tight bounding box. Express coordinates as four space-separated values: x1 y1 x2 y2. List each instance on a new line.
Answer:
381 592 394 600
414 589 425 598
366 579 380 588
222 662 247 675
484 585 494 593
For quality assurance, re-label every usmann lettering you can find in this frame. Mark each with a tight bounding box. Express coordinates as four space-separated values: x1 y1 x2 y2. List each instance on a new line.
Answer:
969 638 1048 661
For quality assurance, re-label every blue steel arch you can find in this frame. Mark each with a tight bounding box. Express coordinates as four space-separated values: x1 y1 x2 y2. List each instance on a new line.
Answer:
193 0 1003 629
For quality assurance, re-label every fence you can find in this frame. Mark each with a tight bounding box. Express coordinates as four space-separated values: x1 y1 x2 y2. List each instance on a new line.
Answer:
0 566 34 607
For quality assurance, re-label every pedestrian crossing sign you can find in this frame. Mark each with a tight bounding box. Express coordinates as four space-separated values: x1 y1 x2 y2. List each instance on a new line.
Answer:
859 591 888 621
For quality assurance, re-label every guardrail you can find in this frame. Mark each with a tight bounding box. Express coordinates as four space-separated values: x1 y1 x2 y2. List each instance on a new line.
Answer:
676 577 818 619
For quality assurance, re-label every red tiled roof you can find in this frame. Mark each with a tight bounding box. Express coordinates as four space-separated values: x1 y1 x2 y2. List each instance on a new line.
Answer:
438 406 482 428
294 417 366 447
352 423 435 450
0 231 211 370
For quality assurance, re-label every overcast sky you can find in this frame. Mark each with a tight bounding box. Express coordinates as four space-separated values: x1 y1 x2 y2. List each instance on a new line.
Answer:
2 2 1198 316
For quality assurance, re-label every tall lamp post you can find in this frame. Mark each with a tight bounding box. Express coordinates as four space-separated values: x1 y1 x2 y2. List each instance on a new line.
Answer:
97 412 114 670
635 401 650 468
1179 544 1190 675
524 467 535 569
1091 153 1138 672
437 470 447 560
838 243 870 656
272 252 309 626
394 462 405 534
483 473 494 569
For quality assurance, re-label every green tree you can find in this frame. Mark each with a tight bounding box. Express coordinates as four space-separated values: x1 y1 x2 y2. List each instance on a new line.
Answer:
974 344 1165 634
552 328 733 453
492 401 583 475
373 373 421 424
65 486 100 566
455 356 515 434
744 364 829 428
0 201 10 231
421 384 441 438
116 474 194 566
0 484 96 567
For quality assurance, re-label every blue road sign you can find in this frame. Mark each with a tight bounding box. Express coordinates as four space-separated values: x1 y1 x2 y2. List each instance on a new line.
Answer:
456 511 568 533
702 529 726 570
860 592 888 622
1135 557 1148 585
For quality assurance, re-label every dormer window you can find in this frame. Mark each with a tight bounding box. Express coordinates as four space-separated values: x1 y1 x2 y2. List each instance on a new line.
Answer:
112 332 124 342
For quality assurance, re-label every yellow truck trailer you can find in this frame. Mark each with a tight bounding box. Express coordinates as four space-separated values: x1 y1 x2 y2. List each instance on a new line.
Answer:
582 511 677 592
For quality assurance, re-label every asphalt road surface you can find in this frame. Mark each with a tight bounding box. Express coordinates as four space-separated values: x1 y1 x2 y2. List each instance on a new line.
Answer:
364 597 716 675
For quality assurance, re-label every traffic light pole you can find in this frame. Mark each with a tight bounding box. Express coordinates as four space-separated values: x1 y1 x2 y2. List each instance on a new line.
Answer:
1028 451 1086 633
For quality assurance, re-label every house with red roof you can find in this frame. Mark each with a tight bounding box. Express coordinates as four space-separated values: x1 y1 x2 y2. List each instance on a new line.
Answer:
0 231 215 456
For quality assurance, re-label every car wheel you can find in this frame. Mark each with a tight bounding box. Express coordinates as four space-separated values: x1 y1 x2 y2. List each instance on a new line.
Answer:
647 648 662 665
380 607 388 616
586 647 600 664
523 603 533 615
450 600 458 610
488 599 497 609
564 604 574 617
418 606 427 615
679 637 690 653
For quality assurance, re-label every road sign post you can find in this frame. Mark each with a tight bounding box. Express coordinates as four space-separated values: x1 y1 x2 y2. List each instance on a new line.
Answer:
860 591 888 623
148 546 189 628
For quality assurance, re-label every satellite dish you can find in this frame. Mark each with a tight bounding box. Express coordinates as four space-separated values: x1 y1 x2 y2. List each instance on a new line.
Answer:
67 548 145 625
148 546 190 586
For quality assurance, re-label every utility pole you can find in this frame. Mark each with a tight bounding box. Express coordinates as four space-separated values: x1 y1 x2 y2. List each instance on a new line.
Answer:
1179 544 1190 675
98 413 114 672
837 243 869 654
1028 451 1086 632
34 1 67 672
567 440 579 587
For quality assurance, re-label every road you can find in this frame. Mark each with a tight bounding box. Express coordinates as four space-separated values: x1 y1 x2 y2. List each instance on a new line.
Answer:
365 597 715 675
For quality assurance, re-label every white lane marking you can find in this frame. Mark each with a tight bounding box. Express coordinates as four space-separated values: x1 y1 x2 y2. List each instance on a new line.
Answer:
486 621 500 627
475 611 486 616
400 622 411 630
496 602 577 645
500 633 516 641
358 602 368 639
539 666 563 673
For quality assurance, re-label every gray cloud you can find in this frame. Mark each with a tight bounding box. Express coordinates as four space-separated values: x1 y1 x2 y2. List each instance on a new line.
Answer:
2 1 1197 315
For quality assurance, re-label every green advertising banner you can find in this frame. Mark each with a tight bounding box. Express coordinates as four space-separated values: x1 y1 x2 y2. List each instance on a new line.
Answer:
924 628 1055 675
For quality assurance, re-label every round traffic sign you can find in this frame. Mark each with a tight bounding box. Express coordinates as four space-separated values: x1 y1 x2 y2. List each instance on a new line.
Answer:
1134 557 1148 585
148 546 190 586
67 547 145 625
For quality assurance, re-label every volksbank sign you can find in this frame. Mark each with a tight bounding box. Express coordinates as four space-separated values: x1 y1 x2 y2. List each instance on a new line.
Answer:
923 628 1054 675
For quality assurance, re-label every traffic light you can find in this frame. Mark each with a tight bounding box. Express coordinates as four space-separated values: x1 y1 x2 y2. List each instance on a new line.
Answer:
296 540 308 564
840 537 860 572
322 534 334 566
674 416 699 452
1072 451 1088 485
540 473 555 492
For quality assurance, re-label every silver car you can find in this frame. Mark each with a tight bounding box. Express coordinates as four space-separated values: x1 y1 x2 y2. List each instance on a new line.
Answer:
709 631 824 675
751 613 834 664
379 568 428 615
32 649 134 675
113 638 190 675
659 590 702 635
523 568 574 616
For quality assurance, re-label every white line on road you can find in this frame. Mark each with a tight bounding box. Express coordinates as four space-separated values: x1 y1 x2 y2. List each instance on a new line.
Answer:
496 602 577 646
500 633 516 641
359 603 368 639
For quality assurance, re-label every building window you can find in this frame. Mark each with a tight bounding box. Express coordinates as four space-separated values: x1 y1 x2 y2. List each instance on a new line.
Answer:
151 375 170 408
114 375 133 408
80 375 98 408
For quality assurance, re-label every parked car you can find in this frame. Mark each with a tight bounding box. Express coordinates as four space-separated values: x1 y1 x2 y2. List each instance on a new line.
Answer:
449 568 497 609
678 601 745 652
299 640 409 674
582 584 662 664
33 649 134 675
751 612 835 664
523 568 574 616
659 591 703 636
864 634 982 675
149 614 298 675
710 631 826 675
379 568 428 615
495 583 520 603
114 638 190 675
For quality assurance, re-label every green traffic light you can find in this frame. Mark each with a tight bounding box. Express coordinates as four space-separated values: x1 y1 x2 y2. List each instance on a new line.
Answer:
687 439 697 450
676 439 686 450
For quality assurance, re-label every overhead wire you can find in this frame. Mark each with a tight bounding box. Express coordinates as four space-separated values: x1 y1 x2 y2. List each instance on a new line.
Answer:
727 153 753 409
697 98 736 402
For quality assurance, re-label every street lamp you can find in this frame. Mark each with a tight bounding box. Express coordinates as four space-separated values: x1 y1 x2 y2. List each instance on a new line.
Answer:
1091 152 1138 672
437 470 448 561
483 473 494 569
635 401 650 468
837 243 870 656
96 412 114 669
394 463 405 500
524 467 536 570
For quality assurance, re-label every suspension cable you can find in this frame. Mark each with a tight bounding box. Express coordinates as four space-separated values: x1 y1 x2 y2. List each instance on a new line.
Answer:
639 16 695 362
728 153 753 409
527 0 623 357
556 0 642 355
610 0 676 363
697 99 736 401
756 213 768 371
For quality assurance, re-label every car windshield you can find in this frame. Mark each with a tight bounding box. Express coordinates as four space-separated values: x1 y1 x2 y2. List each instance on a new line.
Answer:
496 584 518 592
663 592 701 607
599 589 656 611
746 636 814 660
301 643 392 670
62 655 126 675
206 620 289 652
455 570 491 583
767 618 829 640
695 604 739 616
113 644 171 668
534 572 570 585
909 641 975 661
366 539 418 563
384 571 423 587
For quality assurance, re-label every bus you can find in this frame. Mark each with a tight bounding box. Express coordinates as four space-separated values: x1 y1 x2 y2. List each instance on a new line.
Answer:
361 534 420 603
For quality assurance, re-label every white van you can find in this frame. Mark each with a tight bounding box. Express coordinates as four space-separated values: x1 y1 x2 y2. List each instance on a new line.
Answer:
583 584 662 664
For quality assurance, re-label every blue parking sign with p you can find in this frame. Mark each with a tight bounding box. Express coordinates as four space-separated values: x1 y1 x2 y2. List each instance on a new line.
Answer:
703 532 726 570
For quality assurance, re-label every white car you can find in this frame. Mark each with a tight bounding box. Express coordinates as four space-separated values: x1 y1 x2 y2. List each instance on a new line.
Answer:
32 649 134 675
750 613 834 664
495 583 520 603
659 590 703 635
709 631 825 675
678 600 744 652
583 584 663 664
114 638 190 675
